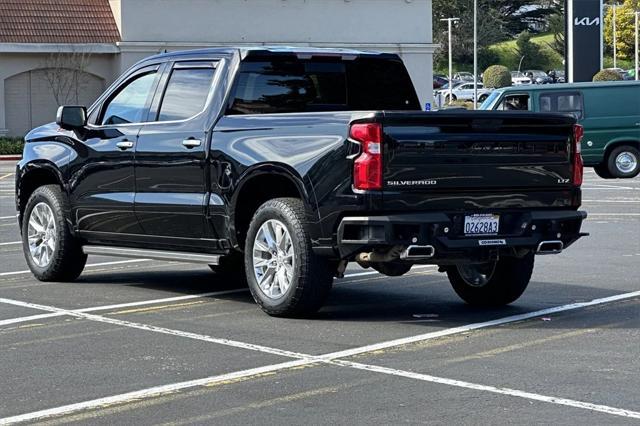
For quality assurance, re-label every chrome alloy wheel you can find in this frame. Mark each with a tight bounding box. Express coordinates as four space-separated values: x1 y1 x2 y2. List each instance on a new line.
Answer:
252 219 295 300
615 151 638 174
27 202 57 267
456 262 497 287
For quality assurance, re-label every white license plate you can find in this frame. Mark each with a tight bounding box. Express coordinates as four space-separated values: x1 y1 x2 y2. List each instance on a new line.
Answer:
464 214 500 235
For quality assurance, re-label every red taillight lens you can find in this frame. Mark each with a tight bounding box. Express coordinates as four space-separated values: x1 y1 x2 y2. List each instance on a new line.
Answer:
351 123 383 190
572 124 584 186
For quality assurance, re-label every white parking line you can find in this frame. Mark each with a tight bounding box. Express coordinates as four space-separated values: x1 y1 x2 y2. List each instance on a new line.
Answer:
0 259 150 277
0 288 249 327
0 216 16 220
0 290 639 423
333 360 640 419
0 266 437 327
0 241 20 246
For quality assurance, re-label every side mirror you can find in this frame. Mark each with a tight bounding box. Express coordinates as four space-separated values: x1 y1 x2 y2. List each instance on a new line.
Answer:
56 106 87 130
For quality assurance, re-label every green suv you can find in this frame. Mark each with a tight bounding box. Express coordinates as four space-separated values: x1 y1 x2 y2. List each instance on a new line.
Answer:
480 81 640 178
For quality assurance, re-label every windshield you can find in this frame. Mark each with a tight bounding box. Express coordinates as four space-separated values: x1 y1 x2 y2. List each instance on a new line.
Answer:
511 71 526 78
479 90 502 110
528 71 547 77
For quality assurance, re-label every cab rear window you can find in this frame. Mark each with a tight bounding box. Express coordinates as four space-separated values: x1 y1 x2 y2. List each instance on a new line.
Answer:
227 56 420 114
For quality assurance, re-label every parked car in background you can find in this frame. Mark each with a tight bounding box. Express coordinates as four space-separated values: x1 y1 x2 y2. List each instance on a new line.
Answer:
433 74 449 89
453 72 475 82
548 70 566 83
623 69 638 80
524 70 553 84
435 81 492 105
15 46 587 316
480 81 640 178
511 71 532 85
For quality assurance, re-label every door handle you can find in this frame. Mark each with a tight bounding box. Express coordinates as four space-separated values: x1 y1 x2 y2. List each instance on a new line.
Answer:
182 138 202 148
116 140 134 150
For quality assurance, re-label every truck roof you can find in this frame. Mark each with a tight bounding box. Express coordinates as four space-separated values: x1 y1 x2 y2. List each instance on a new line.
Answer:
144 46 398 62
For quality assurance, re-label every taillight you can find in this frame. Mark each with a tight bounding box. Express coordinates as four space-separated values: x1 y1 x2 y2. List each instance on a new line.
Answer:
572 124 584 186
351 123 383 190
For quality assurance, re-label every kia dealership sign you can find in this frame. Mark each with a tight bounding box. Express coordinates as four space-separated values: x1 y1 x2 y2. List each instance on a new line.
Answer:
566 0 603 82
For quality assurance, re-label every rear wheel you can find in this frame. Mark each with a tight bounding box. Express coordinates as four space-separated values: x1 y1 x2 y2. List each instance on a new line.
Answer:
446 253 534 306
245 198 333 317
478 94 489 102
21 185 87 281
606 145 640 178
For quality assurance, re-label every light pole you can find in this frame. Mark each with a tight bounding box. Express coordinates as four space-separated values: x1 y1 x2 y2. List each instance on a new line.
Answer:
613 1 617 69
440 17 460 105
473 0 478 109
634 10 640 81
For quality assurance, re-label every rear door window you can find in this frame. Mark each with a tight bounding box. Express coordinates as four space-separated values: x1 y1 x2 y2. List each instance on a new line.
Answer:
157 66 216 121
539 92 584 119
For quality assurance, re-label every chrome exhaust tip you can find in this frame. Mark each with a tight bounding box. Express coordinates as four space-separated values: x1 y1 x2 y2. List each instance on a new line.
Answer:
536 240 564 255
400 245 436 260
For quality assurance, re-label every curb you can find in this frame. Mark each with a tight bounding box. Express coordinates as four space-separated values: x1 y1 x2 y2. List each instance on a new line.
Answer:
0 155 21 161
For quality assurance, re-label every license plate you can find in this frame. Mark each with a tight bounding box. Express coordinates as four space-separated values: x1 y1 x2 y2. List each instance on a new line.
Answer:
464 214 500 235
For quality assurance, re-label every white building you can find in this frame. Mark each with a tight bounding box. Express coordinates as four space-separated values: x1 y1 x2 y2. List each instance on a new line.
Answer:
0 0 436 137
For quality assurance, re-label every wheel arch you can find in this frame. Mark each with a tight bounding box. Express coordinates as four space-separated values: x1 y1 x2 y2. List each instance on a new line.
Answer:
16 161 66 229
601 138 640 165
230 164 318 250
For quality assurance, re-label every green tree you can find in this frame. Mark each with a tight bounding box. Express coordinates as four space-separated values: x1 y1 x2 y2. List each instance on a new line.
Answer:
515 31 550 70
547 12 565 58
604 0 639 61
432 0 559 71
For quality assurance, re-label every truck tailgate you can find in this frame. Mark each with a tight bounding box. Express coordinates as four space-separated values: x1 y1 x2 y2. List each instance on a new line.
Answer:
380 111 579 210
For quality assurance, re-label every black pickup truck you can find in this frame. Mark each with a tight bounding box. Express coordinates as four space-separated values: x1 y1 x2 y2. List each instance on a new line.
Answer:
16 47 587 316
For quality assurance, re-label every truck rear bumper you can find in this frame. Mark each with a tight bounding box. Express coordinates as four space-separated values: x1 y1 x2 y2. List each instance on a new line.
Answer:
335 210 587 262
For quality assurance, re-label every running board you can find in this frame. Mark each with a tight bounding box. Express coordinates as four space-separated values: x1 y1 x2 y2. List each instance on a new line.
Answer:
82 245 220 264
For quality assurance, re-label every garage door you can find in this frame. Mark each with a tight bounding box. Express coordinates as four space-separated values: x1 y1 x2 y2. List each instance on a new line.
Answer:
4 69 104 137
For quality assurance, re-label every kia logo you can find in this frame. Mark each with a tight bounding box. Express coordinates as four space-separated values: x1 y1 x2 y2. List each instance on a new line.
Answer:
575 17 600 26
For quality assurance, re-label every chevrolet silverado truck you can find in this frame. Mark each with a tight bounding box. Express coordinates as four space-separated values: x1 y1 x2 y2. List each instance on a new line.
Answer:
15 47 587 317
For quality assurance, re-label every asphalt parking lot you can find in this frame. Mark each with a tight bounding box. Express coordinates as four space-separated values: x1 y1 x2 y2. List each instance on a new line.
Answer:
0 161 639 425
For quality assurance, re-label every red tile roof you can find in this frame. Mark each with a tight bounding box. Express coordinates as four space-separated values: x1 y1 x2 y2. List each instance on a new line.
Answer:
0 0 121 43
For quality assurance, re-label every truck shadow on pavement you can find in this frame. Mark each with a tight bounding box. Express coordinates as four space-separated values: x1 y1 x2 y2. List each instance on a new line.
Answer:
74 267 635 329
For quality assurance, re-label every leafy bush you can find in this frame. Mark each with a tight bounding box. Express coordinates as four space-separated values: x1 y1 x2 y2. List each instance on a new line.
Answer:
593 69 623 82
483 65 512 88
0 137 24 155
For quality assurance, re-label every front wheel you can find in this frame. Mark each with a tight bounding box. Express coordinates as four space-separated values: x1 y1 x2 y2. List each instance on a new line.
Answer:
245 198 333 317
22 185 87 281
446 253 534 306
606 145 640 178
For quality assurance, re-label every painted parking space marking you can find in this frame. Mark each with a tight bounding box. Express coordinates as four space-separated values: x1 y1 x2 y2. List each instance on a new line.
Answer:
331 360 640 419
0 290 639 423
0 241 20 246
0 259 151 277
0 266 437 327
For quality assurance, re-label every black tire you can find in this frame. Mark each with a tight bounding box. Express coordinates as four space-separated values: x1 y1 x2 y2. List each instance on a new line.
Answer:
446 253 534 306
593 164 613 179
244 198 333 317
444 94 457 103
478 94 489 102
606 145 640 178
21 185 87 281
